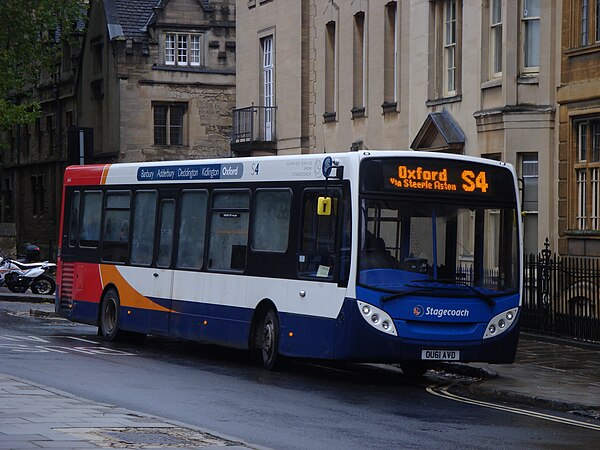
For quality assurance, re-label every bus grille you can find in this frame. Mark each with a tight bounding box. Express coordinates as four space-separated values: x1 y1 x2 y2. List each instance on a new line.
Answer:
60 262 75 310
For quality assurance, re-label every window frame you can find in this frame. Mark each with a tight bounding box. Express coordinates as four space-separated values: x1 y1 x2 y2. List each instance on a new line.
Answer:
443 0 457 96
352 11 367 115
521 0 540 73
490 0 503 78
383 1 399 109
153 102 187 146
573 116 600 231
324 20 337 120
164 32 204 67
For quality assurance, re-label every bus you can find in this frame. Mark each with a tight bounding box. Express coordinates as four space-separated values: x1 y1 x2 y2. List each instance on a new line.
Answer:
56 151 522 375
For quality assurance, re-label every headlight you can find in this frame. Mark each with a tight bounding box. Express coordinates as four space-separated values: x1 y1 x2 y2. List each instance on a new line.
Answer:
483 308 518 339
357 301 398 336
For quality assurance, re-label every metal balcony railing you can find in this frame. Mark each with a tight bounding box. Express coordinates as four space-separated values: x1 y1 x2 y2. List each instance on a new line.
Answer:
231 105 277 145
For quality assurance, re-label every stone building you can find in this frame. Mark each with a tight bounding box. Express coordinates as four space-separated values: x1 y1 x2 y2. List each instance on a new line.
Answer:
557 0 600 257
232 0 560 256
79 0 236 164
2 0 236 258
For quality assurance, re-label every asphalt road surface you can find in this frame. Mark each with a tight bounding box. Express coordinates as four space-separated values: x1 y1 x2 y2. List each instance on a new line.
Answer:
0 301 598 449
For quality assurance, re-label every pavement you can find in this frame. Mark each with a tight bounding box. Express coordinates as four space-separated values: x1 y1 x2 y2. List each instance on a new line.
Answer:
1 292 600 449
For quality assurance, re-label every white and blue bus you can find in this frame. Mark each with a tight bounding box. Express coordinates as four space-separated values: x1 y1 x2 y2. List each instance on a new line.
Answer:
56 151 522 375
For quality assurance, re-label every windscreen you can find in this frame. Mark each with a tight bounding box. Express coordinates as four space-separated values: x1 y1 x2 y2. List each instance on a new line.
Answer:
359 157 519 298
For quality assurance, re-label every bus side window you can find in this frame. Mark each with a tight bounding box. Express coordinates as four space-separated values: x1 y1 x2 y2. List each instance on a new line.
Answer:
251 189 292 253
131 191 157 266
101 191 131 263
208 190 250 272
298 190 339 279
79 191 102 247
68 191 80 247
176 190 208 269
157 199 176 268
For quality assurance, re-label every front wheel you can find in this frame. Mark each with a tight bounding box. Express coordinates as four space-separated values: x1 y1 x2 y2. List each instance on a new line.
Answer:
260 309 283 370
31 275 56 295
99 288 122 341
5 274 27 293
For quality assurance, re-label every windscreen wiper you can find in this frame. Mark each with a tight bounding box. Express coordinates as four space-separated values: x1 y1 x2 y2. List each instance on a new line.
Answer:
409 278 495 307
381 287 437 302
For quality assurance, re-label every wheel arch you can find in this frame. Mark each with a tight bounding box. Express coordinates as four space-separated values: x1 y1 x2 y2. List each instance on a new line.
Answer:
248 298 278 351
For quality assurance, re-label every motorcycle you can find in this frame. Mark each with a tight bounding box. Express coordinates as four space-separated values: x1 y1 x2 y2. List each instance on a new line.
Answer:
0 250 56 295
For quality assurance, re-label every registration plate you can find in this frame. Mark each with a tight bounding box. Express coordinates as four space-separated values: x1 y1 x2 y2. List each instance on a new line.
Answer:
421 350 460 361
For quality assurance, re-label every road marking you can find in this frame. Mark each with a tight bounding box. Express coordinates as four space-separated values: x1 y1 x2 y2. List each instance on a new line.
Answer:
427 385 600 432
54 336 99 344
0 335 136 356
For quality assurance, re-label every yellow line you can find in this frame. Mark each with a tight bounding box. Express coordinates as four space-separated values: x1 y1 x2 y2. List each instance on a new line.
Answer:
426 385 600 432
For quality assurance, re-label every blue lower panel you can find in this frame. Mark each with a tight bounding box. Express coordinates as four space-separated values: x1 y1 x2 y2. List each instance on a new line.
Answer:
68 297 519 364
68 300 99 326
332 298 519 363
169 301 253 349
279 313 337 359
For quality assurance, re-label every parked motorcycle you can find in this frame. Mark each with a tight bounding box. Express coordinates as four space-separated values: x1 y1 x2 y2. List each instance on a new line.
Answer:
0 250 56 295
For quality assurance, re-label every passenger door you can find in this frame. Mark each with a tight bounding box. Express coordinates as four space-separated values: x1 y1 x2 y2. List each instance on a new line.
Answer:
150 194 176 334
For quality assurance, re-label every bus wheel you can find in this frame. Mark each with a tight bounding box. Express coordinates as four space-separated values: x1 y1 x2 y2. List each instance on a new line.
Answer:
401 362 428 378
99 288 121 341
260 309 282 370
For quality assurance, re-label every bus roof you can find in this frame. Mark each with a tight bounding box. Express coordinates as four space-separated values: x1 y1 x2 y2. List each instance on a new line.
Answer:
62 151 515 186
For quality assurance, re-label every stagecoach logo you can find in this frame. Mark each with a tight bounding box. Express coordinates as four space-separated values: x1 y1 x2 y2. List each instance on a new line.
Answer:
413 305 471 319
413 305 424 317
137 163 244 182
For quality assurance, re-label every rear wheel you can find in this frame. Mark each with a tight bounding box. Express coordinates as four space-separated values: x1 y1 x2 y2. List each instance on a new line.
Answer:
259 309 283 370
99 288 121 341
31 275 56 295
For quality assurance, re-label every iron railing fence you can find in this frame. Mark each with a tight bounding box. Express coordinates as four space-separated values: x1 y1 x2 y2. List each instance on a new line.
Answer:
522 249 600 343
231 105 277 144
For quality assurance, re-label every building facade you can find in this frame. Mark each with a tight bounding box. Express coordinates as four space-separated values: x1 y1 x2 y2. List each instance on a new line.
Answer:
233 0 561 256
3 0 236 258
557 0 600 257
79 0 236 163
0 21 84 258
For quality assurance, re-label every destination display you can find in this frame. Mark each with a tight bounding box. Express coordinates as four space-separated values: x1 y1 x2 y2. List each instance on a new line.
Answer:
361 157 516 202
137 163 243 182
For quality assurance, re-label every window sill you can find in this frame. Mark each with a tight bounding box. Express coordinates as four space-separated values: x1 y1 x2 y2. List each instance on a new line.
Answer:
381 102 398 114
351 107 366 120
152 144 189 148
518 74 539 85
564 230 600 238
323 112 337 123
151 65 235 75
426 95 462 107
565 43 600 58
481 78 502 90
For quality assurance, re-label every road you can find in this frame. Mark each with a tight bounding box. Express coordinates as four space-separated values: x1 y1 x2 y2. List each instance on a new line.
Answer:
0 301 598 449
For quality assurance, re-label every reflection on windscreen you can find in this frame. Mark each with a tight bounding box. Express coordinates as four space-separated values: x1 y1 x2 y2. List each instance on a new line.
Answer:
359 199 519 296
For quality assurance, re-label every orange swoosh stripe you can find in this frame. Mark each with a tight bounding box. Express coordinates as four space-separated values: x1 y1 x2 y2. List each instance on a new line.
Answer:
100 265 171 312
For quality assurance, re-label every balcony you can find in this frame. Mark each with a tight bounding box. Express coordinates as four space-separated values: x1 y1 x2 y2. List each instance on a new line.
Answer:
231 105 277 156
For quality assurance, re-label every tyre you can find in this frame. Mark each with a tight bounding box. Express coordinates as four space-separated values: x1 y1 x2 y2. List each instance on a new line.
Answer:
259 309 283 370
5 273 27 293
99 288 122 341
31 275 56 295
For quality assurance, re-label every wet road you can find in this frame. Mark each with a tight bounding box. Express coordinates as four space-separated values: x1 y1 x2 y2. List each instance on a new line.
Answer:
0 301 598 449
